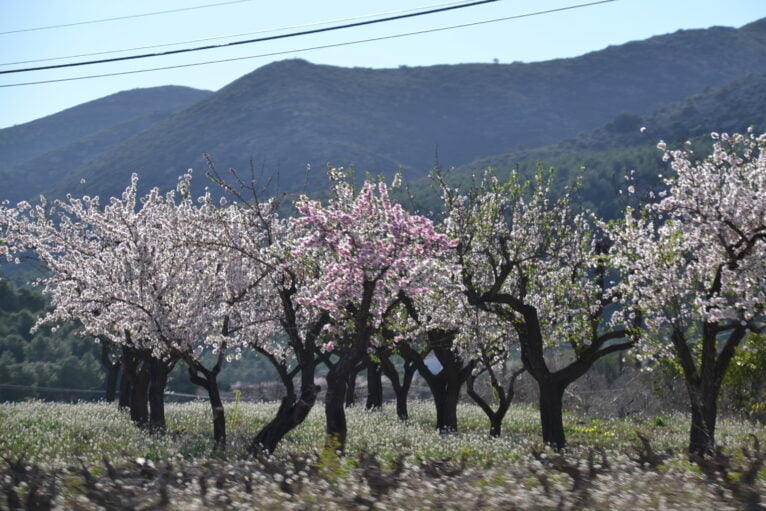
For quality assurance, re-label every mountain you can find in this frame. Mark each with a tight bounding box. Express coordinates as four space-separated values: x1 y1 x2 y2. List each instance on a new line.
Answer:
412 72 766 219
1 110 194 204
6 18 766 203
0 86 212 200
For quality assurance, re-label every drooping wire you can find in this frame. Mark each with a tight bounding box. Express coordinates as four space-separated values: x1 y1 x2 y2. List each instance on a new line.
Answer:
0 0 618 88
0 0 474 67
0 0 502 75
0 0 257 36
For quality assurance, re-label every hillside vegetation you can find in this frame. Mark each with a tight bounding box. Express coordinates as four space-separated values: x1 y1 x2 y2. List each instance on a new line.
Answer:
404 72 766 219
0 86 211 171
2 19 765 203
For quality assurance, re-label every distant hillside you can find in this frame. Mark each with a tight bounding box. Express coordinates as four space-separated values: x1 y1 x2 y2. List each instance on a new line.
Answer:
0 86 211 197
0 110 193 204
40 18 766 201
413 72 766 219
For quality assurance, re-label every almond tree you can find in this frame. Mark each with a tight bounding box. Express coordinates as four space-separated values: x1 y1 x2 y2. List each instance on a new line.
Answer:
463 309 525 438
1 174 237 443
292 170 457 452
191 178 332 455
440 170 636 448
389 280 477 434
610 131 766 455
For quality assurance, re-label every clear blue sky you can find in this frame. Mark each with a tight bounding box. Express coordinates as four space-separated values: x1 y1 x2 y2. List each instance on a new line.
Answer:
0 0 764 129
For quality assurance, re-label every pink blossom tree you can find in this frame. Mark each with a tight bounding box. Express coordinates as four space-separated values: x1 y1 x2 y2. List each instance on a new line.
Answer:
609 131 766 455
292 169 457 451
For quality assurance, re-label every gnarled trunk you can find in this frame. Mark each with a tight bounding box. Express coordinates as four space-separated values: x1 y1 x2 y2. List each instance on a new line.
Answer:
325 368 348 452
252 384 319 455
147 356 175 434
130 358 150 428
400 332 471 433
250 353 320 455
380 352 416 421
187 354 226 447
539 380 566 449
249 334 326 456
467 366 523 437
365 358 383 411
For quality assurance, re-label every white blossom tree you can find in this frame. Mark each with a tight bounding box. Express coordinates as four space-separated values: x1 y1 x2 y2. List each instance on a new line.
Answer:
192 168 333 455
610 131 766 455
440 169 637 448
1 174 239 442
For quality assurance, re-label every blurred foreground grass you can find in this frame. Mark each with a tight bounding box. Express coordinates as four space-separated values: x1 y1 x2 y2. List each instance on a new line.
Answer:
0 400 763 510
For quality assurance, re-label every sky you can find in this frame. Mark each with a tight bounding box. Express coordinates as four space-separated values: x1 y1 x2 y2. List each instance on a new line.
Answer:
0 0 765 129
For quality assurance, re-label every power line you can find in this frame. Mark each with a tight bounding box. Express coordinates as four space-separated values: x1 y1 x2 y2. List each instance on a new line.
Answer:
0 0 501 75
0 0 257 36
0 1 473 67
0 0 618 89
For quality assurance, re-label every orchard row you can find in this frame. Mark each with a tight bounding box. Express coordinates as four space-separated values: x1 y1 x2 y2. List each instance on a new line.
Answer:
1 131 764 457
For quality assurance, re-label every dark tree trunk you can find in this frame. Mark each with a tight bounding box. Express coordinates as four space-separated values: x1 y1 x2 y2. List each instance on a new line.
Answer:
187 354 227 447
395 392 409 421
380 351 416 421
208 383 226 446
325 368 349 453
489 415 503 437
399 333 471 434
249 335 325 456
345 369 357 407
104 365 120 403
365 357 383 411
251 382 319 455
686 381 720 456
689 400 718 456
147 356 175 434
432 375 460 433
321 280 376 454
539 380 566 449
118 349 138 409
466 366 523 437
673 325 745 456
100 340 120 403
130 359 150 428
118 372 132 408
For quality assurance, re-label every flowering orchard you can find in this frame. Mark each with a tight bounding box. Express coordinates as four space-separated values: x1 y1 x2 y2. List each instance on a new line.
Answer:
1 132 765 458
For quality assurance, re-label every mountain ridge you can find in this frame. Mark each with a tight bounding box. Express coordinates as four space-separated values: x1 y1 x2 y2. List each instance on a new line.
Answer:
4 18 766 203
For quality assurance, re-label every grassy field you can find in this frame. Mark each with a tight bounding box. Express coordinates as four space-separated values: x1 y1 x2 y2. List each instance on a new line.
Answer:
0 400 764 509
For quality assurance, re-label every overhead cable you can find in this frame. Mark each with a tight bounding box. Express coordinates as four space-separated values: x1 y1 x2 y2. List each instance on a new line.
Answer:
0 0 501 75
0 0 473 67
0 0 618 88
0 0 257 36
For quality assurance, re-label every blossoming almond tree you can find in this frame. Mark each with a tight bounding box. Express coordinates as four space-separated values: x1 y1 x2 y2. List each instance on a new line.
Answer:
190 175 333 455
1 189 169 428
390 278 481 434
292 170 457 451
610 131 766 455
440 170 637 448
2 174 239 443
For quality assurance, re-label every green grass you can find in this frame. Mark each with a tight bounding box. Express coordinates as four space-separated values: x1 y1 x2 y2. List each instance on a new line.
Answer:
0 400 764 510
